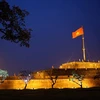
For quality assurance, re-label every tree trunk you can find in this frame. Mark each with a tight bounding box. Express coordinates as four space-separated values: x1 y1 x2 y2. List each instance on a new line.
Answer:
52 83 54 88
24 83 27 89
80 81 82 88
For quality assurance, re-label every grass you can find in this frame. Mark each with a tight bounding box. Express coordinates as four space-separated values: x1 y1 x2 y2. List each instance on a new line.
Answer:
0 87 100 100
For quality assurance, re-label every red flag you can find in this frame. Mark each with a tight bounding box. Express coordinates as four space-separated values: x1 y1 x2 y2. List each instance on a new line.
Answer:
72 27 84 38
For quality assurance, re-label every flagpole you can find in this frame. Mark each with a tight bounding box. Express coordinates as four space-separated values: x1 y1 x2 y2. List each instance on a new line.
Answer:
82 34 86 61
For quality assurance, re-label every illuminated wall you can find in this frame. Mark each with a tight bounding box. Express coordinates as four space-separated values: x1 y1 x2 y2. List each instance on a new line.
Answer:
0 62 100 89
59 62 100 69
0 78 99 89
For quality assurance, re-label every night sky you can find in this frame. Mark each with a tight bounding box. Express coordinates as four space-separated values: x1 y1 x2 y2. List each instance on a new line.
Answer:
0 0 100 75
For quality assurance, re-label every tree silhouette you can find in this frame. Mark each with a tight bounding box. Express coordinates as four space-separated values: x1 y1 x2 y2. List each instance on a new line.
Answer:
46 69 58 88
0 0 32 47
69 71 84 88
18 70 32 89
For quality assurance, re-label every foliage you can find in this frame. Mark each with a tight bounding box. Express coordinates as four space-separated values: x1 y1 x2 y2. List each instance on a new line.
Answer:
0 69 9 84
94 71 100 79
71 71 84 81
18 70 32 89
18 70 32 82
0 0 32 47
69 71 84 88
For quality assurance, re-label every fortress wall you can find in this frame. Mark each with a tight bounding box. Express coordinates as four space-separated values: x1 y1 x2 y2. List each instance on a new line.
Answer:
60 62 100 69
27 79 52 89
53 79 100 88
0 78 100 89
0 80 25 89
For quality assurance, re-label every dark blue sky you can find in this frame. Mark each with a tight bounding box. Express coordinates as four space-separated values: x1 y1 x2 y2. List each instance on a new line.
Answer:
0 0 100 75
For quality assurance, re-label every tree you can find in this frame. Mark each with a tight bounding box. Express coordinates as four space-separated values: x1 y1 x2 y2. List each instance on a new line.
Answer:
18 70 32 89
69 71 84 88
45 68 58 88
0 0 32 47
94 71 100 86
94 71 100 79
0 69 9 84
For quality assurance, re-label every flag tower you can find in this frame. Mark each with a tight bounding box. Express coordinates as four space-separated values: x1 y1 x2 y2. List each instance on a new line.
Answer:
72 26 86 61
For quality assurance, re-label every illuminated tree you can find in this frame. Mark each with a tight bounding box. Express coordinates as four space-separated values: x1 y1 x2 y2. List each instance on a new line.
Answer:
0 69 9 84
0 0 32 47
69 71 84 88
18 70 32 89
